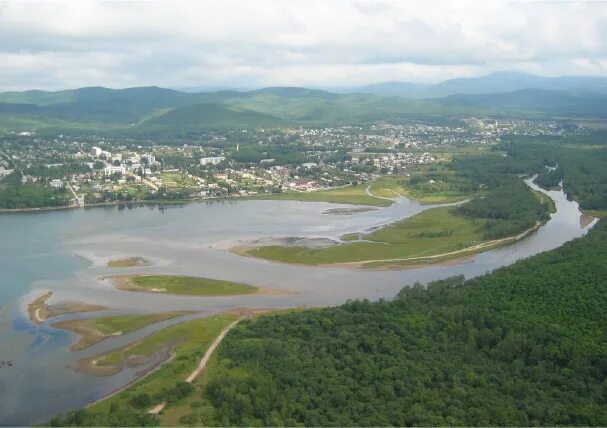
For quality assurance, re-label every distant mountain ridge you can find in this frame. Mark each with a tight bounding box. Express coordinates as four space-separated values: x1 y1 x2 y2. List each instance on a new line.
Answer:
346 72 607 98
1 72 607 134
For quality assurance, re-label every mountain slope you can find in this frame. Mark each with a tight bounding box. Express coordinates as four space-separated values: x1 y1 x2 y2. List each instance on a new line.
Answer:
437 89 607 117
137 103 286 131
351 72 607 98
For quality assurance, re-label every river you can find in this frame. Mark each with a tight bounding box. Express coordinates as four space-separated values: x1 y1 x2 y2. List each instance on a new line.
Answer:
0 179 596 425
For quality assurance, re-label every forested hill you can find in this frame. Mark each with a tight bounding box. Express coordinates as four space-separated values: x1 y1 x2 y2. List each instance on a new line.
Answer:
2 84 607 134
202 221 607 426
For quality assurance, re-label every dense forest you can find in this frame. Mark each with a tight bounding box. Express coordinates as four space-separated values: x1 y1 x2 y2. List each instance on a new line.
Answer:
452 178 550 239
501 134 607 211
199 221 607 426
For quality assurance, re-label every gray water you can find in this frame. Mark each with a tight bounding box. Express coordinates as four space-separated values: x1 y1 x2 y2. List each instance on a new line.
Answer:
0 180 596 425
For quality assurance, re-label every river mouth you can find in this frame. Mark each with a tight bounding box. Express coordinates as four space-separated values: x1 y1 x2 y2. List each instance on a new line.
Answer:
0 181 596 426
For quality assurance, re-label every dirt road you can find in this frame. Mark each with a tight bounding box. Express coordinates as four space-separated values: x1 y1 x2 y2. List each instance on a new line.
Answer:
185 319 240 383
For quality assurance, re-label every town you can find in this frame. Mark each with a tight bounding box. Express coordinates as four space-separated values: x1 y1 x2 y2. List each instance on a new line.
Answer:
0 119 582 209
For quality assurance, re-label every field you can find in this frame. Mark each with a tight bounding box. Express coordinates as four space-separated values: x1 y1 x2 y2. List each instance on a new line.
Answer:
370 174 475 204
113 275 258 296
255 184 393 207
52 312 188 351
159 172 199 191
245 206 490 265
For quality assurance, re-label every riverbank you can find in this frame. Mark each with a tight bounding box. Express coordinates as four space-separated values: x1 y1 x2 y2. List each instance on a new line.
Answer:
0 183 386 215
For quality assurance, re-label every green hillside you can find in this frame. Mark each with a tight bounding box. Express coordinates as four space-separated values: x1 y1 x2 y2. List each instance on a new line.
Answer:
138 102 286 131
440 89 607 118
1 84 607 133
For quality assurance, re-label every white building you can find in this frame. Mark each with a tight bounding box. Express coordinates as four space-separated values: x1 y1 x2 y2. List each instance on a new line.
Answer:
0 167 13 178
105 165 125 175
200 156 225 166
91 146 102 157
142 154 156 165
50 179 64 188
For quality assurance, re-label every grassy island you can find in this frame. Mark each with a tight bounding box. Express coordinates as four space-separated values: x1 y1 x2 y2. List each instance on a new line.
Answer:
106 257 153 268
110 275 259 296
52 312 190 351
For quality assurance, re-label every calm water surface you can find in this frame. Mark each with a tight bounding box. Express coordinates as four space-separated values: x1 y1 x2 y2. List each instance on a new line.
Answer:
0 181 596 425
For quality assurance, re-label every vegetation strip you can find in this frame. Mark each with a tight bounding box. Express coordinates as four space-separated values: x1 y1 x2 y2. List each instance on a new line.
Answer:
148 318 242 415
52 312 191 351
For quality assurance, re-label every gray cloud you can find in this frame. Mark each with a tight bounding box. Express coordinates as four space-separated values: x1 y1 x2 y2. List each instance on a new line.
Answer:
0 0 606 91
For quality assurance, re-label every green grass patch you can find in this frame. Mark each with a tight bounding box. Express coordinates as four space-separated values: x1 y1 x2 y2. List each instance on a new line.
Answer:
254 185 392 207
106 256 151 268
87 313 185 336
121 275 257 296
160 173 198 191
372 175 474 204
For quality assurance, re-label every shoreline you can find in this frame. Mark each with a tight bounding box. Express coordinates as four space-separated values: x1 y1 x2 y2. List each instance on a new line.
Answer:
0 187 379 215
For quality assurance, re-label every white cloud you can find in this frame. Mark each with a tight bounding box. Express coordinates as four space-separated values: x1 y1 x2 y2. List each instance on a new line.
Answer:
0 0 606 90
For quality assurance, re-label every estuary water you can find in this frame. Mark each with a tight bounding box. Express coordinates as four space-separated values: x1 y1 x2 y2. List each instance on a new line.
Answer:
0 180 596 425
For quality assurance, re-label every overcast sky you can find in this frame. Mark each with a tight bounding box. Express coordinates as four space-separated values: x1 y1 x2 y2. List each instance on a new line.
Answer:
1 0 606 91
